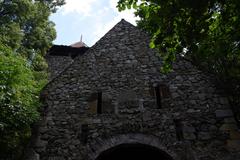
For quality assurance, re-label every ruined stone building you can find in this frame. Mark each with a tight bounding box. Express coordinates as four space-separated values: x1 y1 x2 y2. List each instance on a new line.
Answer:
27 19 240 160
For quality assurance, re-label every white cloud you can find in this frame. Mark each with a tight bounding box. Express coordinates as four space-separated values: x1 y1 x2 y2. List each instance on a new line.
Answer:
93 11 137 42
61 0 98 16
92 0 139 44
52 0 139 46
109 0 119 11
109 0 139 25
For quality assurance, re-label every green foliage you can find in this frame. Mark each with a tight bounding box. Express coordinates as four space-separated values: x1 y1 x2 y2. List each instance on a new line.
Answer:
117 0 240 125
0 44 41 158
0 0 64 58
0 0 65 159
117 0 240 77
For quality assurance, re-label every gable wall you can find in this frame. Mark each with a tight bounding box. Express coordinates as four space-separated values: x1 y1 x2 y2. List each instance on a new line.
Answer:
30 20 240 160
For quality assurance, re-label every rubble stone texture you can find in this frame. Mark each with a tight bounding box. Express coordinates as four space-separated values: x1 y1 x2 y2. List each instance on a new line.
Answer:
45 54 73 79
27 19 240 160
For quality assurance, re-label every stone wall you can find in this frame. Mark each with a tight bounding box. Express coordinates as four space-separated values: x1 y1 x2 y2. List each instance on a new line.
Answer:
45 46 88 80
28 20 240 160
45 54 73 80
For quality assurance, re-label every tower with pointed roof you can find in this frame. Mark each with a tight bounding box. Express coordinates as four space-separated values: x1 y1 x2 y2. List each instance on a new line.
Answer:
45 37 89 79
70 35 87 48
26 19 240 160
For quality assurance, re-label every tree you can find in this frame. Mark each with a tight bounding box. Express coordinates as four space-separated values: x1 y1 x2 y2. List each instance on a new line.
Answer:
0 0 65 158
0 44 40 159
117 0 240 76
0 0 65 58
117 0 240 125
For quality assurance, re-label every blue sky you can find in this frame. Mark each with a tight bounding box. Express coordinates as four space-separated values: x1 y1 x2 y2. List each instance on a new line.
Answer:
50 0 139 47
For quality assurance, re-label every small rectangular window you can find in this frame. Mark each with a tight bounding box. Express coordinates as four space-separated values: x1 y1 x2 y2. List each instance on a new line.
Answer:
88 92 114 114
149 86 155 97
81 124 88 144
97 92 102 114
87 93 98 114
155 86 162 108
159 84 171 98
151 84 171 109
173 119 183 141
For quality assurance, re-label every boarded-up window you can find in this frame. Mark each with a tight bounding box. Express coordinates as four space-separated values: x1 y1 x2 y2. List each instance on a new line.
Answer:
88 92 114 114
149 84 171 109
88 93 98 114
159 84 171 99
87 92 102 114
149 86 155 97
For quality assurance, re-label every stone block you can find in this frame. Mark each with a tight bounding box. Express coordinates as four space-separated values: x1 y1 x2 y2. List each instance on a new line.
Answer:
34 139 48 153
48 156 65 160
183 126 196 132
143 111 152 121
198 132 211 140
39 126 48 133
35 138 48 148
230 131 240 140
189 100 197 105
198 93 206 100
183 132 196 140
172 93 180 98
209 125 218 132
25 149 40 160
187 109 200 113
226 140 240 151
224 117 237 124
219 97 229 105
215 109 233 118
118 90 137 102
220 124 238 131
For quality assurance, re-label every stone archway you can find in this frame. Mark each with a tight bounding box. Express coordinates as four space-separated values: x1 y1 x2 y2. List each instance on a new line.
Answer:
87 134 178 160
95 143 174 160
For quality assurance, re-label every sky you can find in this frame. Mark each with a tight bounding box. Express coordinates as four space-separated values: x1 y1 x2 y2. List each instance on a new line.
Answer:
50 0 139 47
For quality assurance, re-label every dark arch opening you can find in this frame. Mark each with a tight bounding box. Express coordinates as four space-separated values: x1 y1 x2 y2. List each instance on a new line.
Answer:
96 143 174 160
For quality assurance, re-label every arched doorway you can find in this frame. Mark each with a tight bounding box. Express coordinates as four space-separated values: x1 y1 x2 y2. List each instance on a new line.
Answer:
96 143 174 160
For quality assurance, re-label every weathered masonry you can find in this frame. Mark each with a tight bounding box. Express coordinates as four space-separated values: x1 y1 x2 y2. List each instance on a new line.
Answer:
26 19 240 160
